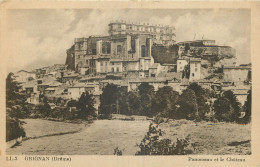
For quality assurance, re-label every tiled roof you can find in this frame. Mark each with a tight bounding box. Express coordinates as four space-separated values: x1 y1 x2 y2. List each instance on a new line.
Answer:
69 82 97 88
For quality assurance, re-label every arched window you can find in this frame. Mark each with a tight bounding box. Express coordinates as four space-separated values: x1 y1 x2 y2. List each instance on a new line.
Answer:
141 45 146 57
111 68 114 72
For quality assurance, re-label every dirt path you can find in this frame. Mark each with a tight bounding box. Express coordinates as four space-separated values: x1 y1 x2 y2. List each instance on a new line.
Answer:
7 119 150 155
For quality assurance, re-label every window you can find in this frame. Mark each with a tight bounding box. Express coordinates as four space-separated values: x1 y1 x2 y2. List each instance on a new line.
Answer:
195 68 198 72
141 45 146 57
117 67 119 72
101 62 103 66
195 63 198 67
179 62 181 64
111 68 114 72
192 73 195 77
131 36 135 51
112 62 114 65
180 67 182 70
117 45 122 54
92 49 96 55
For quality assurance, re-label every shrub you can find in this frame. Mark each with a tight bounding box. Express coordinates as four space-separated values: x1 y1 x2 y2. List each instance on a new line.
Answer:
34 102 51 118
136 123 194 155
6 115 26 142
114 147 123 156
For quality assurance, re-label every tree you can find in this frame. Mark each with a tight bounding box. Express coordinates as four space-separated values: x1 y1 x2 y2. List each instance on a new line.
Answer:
6 115 26 142
242 89 251 123
77 92 96 119
187 83 210 120
176 89 198 120
223 90 241 122
99 84 120 117
152 86 179 118
117 87 130 115
127 91 141 115
6 73 20 102
6 72 28 141
213 97 234 122
6 72 29 118
138 83 155 117
184 44 190 54
35 100 51 118
67 99 77 107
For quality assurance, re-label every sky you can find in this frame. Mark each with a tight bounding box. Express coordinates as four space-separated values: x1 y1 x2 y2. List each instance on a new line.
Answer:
6 8 251 73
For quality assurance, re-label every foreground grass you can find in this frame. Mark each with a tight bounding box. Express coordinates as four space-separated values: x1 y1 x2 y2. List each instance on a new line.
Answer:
158 119 251 155
19 119 86 138
7 119 150 155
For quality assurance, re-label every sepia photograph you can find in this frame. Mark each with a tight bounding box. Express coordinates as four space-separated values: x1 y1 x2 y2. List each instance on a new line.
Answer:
4 7 253 156
1 2 259 167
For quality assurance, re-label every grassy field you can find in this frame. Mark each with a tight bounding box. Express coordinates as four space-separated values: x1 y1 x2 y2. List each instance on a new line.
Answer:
6 118 250 155
158 119 251 155
7 119 150 155
20 119 85 138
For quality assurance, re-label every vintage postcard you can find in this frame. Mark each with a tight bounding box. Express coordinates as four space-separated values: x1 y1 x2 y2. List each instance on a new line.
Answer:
0 1 260 167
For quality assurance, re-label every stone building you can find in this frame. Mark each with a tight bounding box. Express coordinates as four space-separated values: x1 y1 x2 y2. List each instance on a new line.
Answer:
108 21 176 46
223 65 251 83
176 59 188 72
177 40 236 59
35 64 67 78
83 33 155 79
189 58 201 81
65 21 176 73
67 82 99 100
14 70 36 83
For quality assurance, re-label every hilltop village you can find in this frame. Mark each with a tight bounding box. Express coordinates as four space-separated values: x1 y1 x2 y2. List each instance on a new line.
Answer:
14 21 251 114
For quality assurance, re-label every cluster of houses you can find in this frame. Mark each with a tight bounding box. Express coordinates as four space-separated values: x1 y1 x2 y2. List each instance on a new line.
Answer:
13 21 252 113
